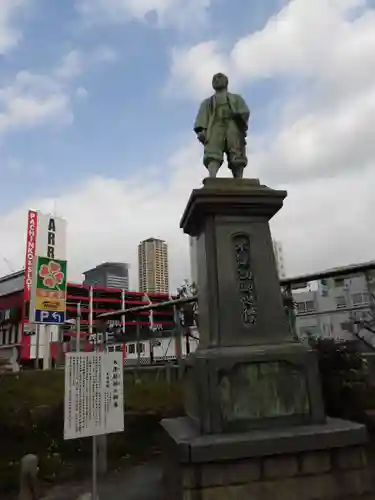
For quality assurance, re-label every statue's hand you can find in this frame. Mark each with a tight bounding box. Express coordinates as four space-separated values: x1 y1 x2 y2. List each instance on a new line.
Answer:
197 131 206 144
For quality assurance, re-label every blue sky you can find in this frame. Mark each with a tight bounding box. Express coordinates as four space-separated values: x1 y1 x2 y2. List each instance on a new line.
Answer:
0 0 288 210
1 0 375 289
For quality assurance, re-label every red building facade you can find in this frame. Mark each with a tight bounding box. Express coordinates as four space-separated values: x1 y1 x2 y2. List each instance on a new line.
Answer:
0 271 176 366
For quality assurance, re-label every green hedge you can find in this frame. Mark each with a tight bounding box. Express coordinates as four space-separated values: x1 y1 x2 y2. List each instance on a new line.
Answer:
4 343 375 494
310 339 374 420
0 370 183 493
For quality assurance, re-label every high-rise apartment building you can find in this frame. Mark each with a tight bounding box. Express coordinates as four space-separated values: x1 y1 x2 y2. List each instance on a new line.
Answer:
138 238 169 294
83 262 130 290
272 239 286 279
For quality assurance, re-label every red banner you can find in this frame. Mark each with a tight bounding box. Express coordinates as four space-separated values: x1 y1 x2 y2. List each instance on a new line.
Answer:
23 210 38 304
20 211 38 359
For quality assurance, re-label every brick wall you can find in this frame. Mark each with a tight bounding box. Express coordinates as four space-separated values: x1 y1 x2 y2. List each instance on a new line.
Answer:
181 446 372 500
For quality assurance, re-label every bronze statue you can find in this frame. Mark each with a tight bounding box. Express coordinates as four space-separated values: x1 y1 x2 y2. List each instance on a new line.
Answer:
194 73 250 179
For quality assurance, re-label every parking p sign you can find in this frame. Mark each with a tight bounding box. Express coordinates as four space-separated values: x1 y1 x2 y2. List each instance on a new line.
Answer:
34 310 65 324
30 256 67 324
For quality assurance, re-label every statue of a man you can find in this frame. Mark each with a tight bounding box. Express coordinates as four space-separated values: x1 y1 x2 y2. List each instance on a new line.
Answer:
194 73 250 179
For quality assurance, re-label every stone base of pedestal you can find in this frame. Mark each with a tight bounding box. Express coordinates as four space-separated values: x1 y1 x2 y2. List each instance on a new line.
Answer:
184 342 325 435
161 417 372 500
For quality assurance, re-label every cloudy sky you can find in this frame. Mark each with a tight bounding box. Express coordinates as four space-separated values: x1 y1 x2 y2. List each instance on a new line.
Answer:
0 0 375 291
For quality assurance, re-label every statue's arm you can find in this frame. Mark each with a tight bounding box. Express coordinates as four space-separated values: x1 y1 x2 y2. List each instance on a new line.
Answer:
194 99 210 144
237 95 250 124
231 95 250 134
194 99 209 133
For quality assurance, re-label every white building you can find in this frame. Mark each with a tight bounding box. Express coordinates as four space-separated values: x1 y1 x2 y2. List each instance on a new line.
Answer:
272 239 287 278
283 261 375 348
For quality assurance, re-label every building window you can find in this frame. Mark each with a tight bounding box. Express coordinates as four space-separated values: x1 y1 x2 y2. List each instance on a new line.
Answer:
336 295 346 308
296 302 306 313
334 278 345 287
128 343 135 354
137 342 145 354
352 293 369 306
340 321 354 333
296 301 316 314
352 293 362 305
353 310 371 321
299 325 320 340
107 345 122 353
305 301 316 312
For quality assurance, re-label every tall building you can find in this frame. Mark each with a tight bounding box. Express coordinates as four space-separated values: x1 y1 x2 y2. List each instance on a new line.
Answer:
138 238 169 294
272 239 286 278
83 262 129 290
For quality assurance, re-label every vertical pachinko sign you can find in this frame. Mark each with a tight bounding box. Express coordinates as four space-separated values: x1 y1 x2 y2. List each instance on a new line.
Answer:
23 210 38 304
20 210 38 359
21 210 67 359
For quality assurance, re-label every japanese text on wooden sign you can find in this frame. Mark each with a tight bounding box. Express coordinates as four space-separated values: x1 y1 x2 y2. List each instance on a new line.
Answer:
63 352 124 440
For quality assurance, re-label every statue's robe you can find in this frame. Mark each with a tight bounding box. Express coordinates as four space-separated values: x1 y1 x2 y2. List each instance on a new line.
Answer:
194 91 250 171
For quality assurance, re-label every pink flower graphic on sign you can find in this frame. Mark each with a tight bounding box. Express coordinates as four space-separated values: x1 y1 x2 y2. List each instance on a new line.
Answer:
39 261 64 290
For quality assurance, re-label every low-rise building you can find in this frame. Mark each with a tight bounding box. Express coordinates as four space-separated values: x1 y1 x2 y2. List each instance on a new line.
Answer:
281 261 375 347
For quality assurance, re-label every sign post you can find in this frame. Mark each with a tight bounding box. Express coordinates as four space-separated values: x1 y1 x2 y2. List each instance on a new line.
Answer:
30 256 67 325
64 352 124 499
22 211 67 363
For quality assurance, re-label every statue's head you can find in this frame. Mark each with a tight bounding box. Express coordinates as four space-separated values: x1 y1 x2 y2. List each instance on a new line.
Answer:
212 73 228 91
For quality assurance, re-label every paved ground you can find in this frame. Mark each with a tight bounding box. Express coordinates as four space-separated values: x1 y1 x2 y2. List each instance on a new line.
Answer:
42 462 164 500
4 461 165 500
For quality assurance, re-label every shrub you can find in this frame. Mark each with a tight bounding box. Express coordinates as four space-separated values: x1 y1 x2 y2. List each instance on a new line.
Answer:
310 338 372 420
0 369 183 494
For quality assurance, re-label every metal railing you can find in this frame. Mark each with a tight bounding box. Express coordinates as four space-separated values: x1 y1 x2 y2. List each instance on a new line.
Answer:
95 295 199 373
96 295 198 321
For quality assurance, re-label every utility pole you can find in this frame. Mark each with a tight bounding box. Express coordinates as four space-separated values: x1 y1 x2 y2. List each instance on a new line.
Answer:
35 324 40 369
76 303 81 352
95 309 107 477
174 305 183 378
42 325 51 370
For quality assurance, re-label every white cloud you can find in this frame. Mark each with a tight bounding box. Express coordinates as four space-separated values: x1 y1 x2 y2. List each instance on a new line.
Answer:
166 41 230 98
0 139 374 292
168 0 374 98
75 87 89 99
1 0 375 291
0 46 117 134
55 46 118 80
0 143 204 290
76 0 211 29
167 0 375 185
4 157 22 172
0 0 29 54
54 50 84 80
0 93 72 132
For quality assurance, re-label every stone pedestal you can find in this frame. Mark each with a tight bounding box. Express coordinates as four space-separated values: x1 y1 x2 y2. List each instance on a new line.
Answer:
161 178 371 499
162 417 370 500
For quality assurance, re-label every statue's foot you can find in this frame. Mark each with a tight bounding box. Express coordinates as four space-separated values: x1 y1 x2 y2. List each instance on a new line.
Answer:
231 166 244 179
207 162 220 178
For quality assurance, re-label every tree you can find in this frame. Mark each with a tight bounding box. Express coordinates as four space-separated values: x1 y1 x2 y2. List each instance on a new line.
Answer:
281 286 298 340
347 292 375 349
176 280 199 352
